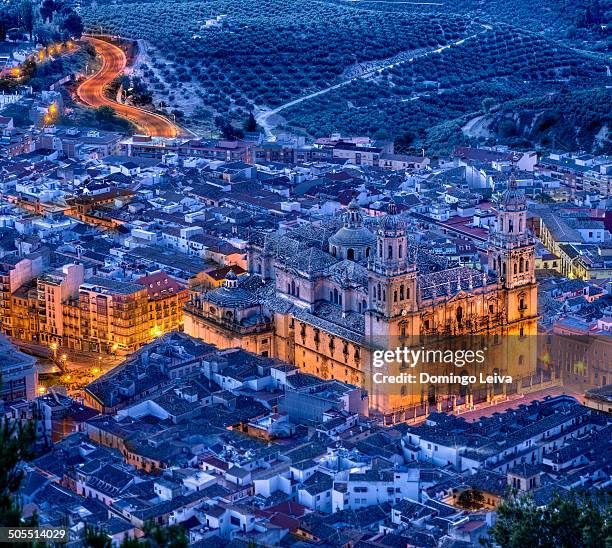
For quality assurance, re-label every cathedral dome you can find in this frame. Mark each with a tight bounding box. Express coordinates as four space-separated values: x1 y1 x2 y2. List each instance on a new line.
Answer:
501 188 526 209
206 271 258 308
329 226 376 248
378 202 407 235
328 200 376 260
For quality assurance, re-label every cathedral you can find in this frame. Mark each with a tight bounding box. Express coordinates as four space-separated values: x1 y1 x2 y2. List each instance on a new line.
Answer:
185 178 538 420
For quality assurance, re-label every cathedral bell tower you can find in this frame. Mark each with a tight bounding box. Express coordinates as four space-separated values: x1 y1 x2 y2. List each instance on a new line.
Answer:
365 203 417 338
488 170 537 329
488 172 535 289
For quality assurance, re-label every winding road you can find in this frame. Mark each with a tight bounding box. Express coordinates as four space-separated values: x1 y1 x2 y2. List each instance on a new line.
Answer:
77 36 180 138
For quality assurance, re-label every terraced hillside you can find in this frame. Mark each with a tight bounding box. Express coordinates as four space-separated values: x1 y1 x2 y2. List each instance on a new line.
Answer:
280 26 609 152
82 0 474 120
81 0 611 152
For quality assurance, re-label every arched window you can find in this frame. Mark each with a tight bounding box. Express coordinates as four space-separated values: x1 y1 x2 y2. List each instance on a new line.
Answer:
333 288 339 304
407 286 410 299
347 248 355 260
398 244 403 259
502 263 507 276
399 285 404 300
388 245 393 259
519 257 524 273
525 260 529 272
393 290 398 303
377 283 381 300
382 290 386 302
338 293 342 305
331 246 337 257
366 247 370 257
378 241 382 256
291 281 296 295
287 283 291 294
508 219 514 233
513 263 517 275
329 290 333 302
456 306 463 324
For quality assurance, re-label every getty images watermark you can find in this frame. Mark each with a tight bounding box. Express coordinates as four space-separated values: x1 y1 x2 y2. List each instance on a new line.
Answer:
372 346 513 385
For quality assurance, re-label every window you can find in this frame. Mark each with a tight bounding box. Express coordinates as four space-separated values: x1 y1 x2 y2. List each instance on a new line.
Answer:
388 245 393 259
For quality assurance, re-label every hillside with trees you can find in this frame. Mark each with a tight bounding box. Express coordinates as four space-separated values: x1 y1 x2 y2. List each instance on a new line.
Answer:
79 0 610 150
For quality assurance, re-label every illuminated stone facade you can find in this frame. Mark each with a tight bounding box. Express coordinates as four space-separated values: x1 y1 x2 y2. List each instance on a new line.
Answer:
185 184 538 417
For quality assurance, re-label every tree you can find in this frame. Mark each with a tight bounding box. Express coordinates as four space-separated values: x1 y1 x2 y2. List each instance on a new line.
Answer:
243 111 257 133
84 526 112 548
0 375 36 527
373 128 390 141
456 488 485 510
20 0 34 41
143 522 188 548
483 491 612 548
214 115 244 140
482 97 495 113
21 57 37 80
60 10 83 39
39 0 56 23
94 105 116 124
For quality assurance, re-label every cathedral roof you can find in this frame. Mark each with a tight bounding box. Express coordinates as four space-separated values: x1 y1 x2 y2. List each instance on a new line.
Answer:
329 260 369 289
285 247 338 274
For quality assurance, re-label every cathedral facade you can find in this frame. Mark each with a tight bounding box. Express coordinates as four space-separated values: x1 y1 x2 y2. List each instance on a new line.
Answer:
185 183 538 420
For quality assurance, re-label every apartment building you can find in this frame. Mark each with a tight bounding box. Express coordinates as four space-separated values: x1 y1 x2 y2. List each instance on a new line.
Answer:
37 264 84 347
78 277 149 354
137 270 189 337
